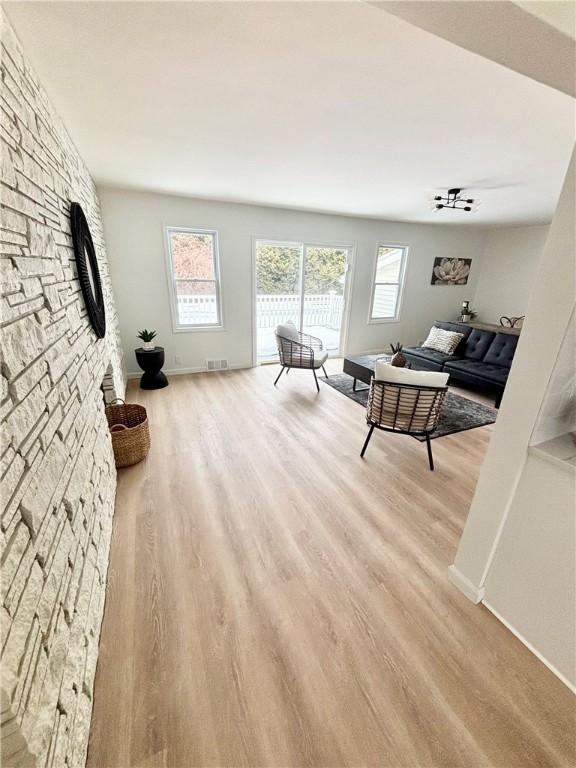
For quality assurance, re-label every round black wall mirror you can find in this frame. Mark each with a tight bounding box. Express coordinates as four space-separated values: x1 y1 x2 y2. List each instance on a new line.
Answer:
70 202 106 339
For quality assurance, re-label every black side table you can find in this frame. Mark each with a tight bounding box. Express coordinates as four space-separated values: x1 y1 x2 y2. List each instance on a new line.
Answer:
135 347 169 390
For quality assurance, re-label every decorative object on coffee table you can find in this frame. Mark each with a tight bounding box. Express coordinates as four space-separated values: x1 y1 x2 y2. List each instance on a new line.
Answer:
135 346 169 390
389 342 407 367
137 328 157 351
105 398 150 467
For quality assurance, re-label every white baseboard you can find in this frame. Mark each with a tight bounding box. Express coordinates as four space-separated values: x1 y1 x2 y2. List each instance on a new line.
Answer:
126 363 249 380
126 367 201 379
483 601 576 694
447 564 485 604
448 568 575 692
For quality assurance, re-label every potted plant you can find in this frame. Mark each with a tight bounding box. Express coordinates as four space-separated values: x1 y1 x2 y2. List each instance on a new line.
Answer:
137 329 157 351
460 308 477 323
389 342 407 367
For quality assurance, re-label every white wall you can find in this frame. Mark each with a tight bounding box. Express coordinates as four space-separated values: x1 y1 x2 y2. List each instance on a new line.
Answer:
483 454 575 688
472 225 549 324
98 187 487 375
449 152 575 688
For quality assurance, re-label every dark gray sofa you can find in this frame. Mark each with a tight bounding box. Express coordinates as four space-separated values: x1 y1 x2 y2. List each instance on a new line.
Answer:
403 321 519 407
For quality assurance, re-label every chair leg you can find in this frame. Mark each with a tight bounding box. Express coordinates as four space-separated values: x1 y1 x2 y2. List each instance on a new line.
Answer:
321 364 328 378
425 433 435 471
274 366 285 386
352 378 357 392
360 425 375 458
312 368 320 392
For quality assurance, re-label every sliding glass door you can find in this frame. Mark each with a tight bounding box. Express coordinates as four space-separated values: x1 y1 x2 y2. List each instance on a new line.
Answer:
302 246 348 353
255 240 350 362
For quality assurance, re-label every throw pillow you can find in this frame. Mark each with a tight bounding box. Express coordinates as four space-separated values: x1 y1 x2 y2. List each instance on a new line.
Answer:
422 326 464 355
275 321 299 341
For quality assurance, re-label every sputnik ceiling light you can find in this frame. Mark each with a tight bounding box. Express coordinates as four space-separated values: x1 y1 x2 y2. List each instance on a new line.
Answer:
431 188 481 213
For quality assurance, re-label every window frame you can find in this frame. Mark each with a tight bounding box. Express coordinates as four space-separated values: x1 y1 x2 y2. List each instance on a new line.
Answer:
164 226 224 333
367 243 409 324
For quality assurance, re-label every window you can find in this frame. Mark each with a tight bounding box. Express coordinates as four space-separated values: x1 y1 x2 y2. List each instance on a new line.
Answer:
369 245 408 322
166 227 222 329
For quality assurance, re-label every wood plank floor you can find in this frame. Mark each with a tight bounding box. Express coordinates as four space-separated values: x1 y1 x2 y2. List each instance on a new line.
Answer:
87 362 575 768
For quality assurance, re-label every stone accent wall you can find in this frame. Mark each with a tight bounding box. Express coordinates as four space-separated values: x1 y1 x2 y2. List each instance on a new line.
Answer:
1 11 125 767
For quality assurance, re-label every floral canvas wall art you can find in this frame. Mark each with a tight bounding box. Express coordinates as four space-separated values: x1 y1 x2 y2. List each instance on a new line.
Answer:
431 257 472 286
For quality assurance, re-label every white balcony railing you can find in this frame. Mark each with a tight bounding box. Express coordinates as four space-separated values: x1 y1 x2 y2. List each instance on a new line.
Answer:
254 293 344 329
177 293 344 329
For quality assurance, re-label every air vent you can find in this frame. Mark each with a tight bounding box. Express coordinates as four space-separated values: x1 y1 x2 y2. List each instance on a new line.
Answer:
205 358 229 371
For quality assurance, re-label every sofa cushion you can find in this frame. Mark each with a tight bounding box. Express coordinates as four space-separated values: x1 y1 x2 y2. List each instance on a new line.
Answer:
422 326 464 355
444 359 510 386
403 346 454 372
462 328 496 360
483 333 519 368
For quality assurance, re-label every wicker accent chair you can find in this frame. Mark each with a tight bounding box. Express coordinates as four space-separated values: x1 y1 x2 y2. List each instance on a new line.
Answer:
361 378 448 470
274 327 329 392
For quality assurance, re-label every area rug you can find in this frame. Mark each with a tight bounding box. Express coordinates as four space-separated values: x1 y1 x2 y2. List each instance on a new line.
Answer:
320 373 497 440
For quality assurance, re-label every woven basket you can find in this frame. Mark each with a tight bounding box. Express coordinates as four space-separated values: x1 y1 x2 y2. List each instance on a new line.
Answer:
105 398 150 468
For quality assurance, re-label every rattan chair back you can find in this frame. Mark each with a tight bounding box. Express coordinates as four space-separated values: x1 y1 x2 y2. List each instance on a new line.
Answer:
367 380 447 435
276 334 312 369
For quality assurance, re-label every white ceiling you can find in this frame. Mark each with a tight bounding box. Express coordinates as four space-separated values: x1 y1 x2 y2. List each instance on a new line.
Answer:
5 1 575 226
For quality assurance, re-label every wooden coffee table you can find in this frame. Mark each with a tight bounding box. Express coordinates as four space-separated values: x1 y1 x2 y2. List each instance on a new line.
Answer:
343 354 391 391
